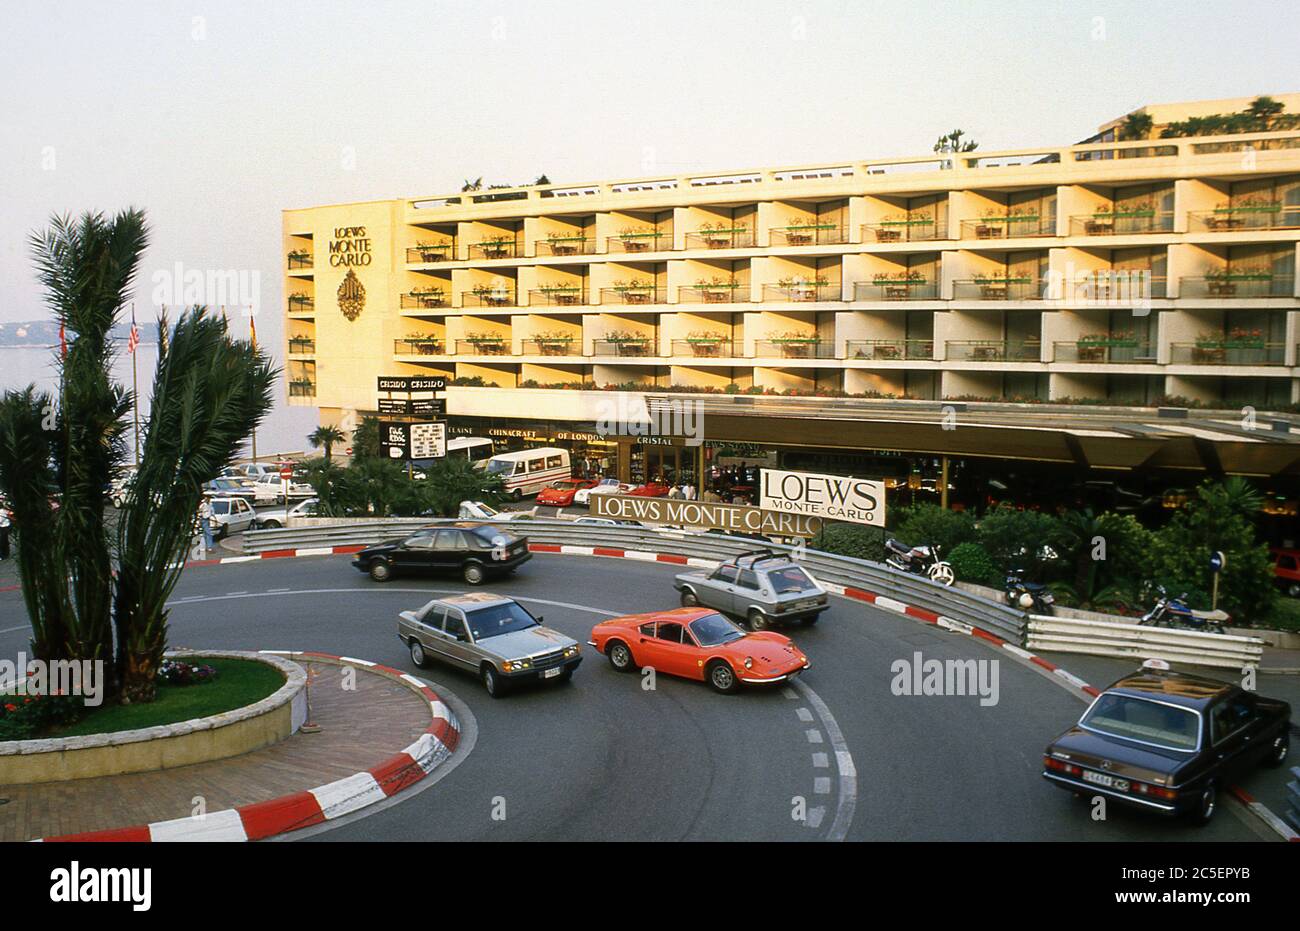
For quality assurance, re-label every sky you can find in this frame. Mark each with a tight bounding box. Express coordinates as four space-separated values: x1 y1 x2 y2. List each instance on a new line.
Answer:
1 0 1298 333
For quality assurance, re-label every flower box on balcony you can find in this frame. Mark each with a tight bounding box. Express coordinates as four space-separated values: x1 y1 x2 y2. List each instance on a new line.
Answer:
546 235 588 256
534 337 574 356
466 336 507 354
479 239 513 259
410 338 444 355
416 244 452 262
618 231 665 252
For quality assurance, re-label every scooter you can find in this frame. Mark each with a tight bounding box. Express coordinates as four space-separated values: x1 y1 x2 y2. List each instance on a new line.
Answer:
884 538 955 586
1004 568 1055 614
1139 585 1230 635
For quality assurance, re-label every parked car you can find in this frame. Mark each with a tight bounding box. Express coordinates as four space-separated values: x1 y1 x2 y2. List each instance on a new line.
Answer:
628 481 672 498
251 472 315 502
1270 548 1300 598
589 607 810 694
573 477 628 506
674 550 829 631
240 463 282 480
458 500 536 521
353 523 531 584
399 593 581 697
536 477 599 507
208 496 258 538
1042 660 1291 825
254 497 319 529
203 477 259 504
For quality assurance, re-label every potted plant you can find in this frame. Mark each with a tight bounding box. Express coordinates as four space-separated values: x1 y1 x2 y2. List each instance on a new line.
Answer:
546 230 587 256
605 329 651 356
693 276 740 302
410 285 446 307
1204 266 1236 296
612 278 654 304
415 240 451 262
769 330 818 358
533 329 574 356
410 334 444 355
479 235 513 259
618 226 663 252
287 248 310 266
539 282 581 305
783 218 823 246
777 275 829 301
698 221 747 249
465 331 507 354
685 329 727 357
287 291 312 309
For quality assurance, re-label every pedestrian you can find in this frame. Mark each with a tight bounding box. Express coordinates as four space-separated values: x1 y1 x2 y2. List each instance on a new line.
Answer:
0 507 10 561
667 485 682 499
683 483 696 501
198 498 214 554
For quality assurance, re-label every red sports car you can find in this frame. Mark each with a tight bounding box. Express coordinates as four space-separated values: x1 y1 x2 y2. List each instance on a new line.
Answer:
536 477 599 507
628 481 672 497
588 607 810 693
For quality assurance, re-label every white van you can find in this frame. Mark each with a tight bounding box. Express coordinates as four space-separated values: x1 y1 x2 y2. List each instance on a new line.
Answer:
485 447 571 499
447 436 494 468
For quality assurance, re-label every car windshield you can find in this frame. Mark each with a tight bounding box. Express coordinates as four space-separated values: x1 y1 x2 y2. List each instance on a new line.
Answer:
767 565 815 593
470 527 517 547
486 459 514 475
689 613 746 647
1080 694 1200 751
550 480 579 489
465 601 539 640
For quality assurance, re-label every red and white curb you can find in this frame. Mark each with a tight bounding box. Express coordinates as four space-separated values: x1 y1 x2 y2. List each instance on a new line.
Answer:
30 652 460 843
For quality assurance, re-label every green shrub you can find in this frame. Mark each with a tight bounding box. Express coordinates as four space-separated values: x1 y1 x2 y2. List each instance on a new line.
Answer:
948 542 1001 587
893 504 977 554
812 523 885 563
976 505 1070 579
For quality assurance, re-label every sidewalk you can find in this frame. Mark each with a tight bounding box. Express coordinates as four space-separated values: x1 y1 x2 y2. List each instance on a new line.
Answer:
0 659 434 842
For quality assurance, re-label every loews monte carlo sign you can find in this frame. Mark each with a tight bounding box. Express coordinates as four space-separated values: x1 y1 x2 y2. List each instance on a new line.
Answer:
593 494 823 537
331 226 371 322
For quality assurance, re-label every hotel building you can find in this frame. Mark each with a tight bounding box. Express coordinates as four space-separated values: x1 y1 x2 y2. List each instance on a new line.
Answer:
282 96 1300 519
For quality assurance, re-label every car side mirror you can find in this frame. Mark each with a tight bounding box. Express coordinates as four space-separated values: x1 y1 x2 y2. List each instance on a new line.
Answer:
536 615 544 624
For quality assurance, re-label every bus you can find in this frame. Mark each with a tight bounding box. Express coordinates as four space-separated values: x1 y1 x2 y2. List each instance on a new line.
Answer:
446 436 494 468
484 447 572 499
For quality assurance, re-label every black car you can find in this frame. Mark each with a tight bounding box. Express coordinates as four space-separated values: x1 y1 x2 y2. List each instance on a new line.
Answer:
1042 662 1291 825
352 523 532 585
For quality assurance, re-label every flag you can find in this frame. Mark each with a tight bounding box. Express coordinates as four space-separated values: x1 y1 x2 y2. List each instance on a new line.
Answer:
127 306 140 354
59 323 67 358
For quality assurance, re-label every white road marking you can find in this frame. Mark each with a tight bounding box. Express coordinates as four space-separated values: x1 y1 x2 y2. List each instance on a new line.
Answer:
805 729 823 744
781 687 798 700
795 707 813 723
792 677 858 843
812 752 829 768
814 777 831 795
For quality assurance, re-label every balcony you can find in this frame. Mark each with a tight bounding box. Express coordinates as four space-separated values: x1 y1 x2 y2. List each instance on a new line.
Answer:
853 278 940 301
455 337 511 356
952 277 1043 301
753 338 836 360
287 337 316 357
1067 211 1174 236
394 337 446 357
844 339 934 361
769 223 848 246
400 290 449 310
959 215 1055 240
1064 272 1167 302
684 226 755 250
761 282 842 303
287 295 315 313
288 379 316 397
599 285 663 306
406 243 456 263
1188 203 1300 233
527 286 588 307
677 282 752 304
1178 274 1294 299
287 252 313 270
862 218 944 243
945 340 1043 363
467 239 521 260
593 336 657 358
1052 339 1155 363
1169 341 1287 366
670 338 743 359
521 337 583 357
606 230 673 254
461 288 517 308
536 236 596 257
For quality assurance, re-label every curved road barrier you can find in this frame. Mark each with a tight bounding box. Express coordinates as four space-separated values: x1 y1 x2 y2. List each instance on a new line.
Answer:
1027 615 1265 670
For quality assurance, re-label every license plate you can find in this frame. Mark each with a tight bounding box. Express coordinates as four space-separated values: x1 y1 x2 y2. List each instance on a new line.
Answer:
1082 770 1128 791
541 667 562 679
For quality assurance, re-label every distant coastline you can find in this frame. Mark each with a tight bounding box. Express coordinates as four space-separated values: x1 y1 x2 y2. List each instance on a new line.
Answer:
0 320 158 348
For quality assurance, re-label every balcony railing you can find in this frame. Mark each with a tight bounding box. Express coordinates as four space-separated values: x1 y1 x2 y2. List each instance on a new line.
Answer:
752 338 836 360
287 253 313 270
1169 341 1287 366
862 218 944 243
599 286 663 305
1063 273 1167 302
606 231 673 253
467 240 521 260
1052 340 1155 363
288 380 316 397
1188 206 1300 233
1178 274 1295 299
952 277 1044 301
769 224 848 246
521 337 584 356
844 339 935 361
400 291 449 309
960 216 1055 239
406 243 456 263
677 283 752 304
527 287 588 306
945 340 1043 362
455 338 511 356
287 296 315 313
670 339 743 359
684 228 756 250
535 237 596 256
461 289 517 307
592 337 657 358
1067 212 1174 236
287 338 316 356
394 338 446 356
761 283 842 303
853 279 940 301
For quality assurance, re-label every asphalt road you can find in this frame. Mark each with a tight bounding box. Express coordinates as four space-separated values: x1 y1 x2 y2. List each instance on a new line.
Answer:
0 553 1283 841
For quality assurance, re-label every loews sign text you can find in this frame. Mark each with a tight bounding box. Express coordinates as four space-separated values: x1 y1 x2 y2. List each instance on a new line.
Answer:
760 468 885 527
592 494 822 537
329 226 372 267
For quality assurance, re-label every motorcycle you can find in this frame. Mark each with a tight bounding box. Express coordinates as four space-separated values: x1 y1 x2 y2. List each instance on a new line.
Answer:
1139 585 1230 635
1004 568 1055 614
884 537 955 586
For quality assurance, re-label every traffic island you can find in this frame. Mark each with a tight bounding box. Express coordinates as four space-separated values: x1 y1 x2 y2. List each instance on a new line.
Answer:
1 652 460 842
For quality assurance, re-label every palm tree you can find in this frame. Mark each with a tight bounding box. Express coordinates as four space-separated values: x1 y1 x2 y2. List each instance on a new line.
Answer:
421 457 506 516
1246 96 1284 131
308 425 345 466
933 129 978 153
461 177 483 192
1120 112 1154 141
1216 476 1264 519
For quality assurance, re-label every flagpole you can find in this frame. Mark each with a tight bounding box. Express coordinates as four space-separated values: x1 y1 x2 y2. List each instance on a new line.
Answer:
131 302 140 467
248 308 258 466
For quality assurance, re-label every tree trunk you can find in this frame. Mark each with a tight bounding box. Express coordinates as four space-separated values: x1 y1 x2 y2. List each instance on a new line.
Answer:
119 647 162 704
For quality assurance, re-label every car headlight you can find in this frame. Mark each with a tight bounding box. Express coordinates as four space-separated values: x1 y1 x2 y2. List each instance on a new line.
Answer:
502 660 532 672
564 645 580 657
744 657 754 669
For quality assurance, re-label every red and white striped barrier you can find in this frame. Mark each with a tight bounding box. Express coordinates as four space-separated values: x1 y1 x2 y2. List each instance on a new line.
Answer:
31 652 459 843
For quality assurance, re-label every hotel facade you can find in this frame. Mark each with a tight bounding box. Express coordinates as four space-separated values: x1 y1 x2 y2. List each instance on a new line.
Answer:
282 96 1300 518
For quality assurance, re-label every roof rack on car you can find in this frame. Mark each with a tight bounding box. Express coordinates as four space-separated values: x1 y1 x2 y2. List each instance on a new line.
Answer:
733 549 786 567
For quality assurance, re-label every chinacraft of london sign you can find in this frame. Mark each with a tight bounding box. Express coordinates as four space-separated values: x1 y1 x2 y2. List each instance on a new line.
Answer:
592 494 823 538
